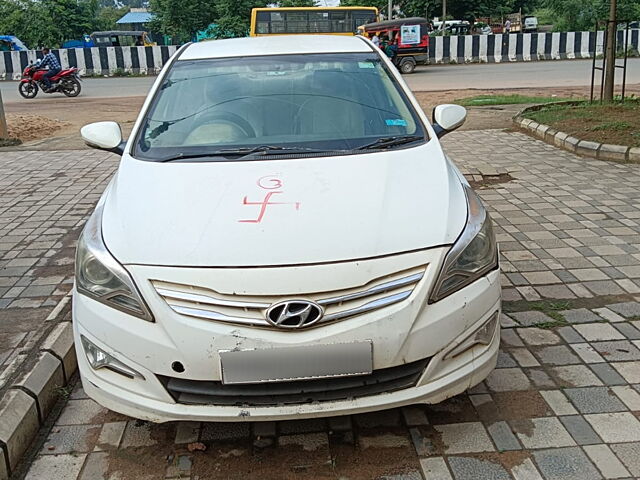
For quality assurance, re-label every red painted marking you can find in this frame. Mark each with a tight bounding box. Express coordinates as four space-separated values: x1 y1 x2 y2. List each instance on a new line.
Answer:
257 175 283 190
238 191 301 223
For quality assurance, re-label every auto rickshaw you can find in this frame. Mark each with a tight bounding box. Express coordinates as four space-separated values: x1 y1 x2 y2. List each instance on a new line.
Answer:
90 31 155 47
361 17 429 74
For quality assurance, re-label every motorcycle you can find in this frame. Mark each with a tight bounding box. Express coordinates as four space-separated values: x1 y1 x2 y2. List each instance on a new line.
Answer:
19 60 82 99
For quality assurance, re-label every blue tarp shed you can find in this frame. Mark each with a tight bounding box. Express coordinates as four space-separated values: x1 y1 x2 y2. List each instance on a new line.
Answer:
116 11 155 24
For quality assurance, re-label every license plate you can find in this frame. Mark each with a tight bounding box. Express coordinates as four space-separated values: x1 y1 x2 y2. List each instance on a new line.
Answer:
219 341 373 385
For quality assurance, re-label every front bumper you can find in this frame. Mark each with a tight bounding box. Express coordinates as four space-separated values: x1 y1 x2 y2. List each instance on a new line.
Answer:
73 253 501 422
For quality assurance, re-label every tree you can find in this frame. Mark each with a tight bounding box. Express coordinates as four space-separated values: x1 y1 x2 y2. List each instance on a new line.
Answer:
275 0 317 6
206 0 267 38
96 6 129 31
148 0 217 41
340 0 389 15
543 0 640 31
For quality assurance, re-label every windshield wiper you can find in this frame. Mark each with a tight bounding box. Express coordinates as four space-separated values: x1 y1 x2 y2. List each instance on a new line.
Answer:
154 146 331 163
219 145 332 157
355 135 424 151
155 152 224 163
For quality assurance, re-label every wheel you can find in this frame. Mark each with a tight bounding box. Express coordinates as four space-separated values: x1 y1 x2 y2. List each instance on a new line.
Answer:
61 78 81 97
18 81 38 99
400 59 416 74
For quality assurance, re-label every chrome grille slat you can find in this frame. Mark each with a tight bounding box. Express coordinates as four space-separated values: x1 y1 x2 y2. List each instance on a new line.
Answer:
156 287 270 309
171 305 267 326
320 290 412 323
153 264 426 329
317 272 423 306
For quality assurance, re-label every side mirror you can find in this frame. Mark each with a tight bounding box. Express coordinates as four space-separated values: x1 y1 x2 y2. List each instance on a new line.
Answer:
432 104 467 138
80 121 125 155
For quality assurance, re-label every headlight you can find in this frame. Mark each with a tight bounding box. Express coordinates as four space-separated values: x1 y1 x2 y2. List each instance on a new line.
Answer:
429 184 498 303
75 199 153 321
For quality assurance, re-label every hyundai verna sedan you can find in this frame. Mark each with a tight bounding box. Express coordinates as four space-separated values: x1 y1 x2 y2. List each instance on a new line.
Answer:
76 35 500 422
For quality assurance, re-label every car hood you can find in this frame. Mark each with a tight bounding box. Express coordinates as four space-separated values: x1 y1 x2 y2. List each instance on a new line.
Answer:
102 141 467 267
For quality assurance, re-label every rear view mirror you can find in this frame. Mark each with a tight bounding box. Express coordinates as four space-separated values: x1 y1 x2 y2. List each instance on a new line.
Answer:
81 121 125 155
432 104 467 138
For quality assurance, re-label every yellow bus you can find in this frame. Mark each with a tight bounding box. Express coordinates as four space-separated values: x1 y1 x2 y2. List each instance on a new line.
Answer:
250 7 379 36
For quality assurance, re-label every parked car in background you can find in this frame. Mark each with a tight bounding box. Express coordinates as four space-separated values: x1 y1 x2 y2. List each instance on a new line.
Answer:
433 20 471 35
76 35 500 424
523 16 538 32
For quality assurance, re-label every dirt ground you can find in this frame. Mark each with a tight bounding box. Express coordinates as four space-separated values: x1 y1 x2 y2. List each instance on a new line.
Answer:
524 100 640 147
3 84 640 150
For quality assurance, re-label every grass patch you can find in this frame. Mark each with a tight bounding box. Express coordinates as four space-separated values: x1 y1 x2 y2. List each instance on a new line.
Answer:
529 300 571 327
534 319 569 329
586 121 632 132
55 385 73 399
455 94 569 107
0 137 22 147
529 300 572 312
523 99 640 147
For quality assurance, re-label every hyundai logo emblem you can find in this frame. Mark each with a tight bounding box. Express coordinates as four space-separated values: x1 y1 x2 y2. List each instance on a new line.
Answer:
266 300 324 329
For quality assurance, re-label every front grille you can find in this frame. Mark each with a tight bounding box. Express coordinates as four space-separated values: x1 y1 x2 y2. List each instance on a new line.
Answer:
152 265 426 329
159 358 430 407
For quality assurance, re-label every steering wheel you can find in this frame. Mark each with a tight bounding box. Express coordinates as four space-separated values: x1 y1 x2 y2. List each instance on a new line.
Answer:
193 111 256 138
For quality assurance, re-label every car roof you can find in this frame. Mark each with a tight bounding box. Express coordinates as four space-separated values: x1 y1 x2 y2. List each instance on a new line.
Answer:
179 35 373 60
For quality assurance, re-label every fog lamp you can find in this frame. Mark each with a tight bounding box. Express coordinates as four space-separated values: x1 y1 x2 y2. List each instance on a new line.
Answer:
444 311 499 360
81 335 144 379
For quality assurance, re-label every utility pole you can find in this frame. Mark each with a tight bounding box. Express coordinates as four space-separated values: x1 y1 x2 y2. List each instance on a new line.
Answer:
603 0 617 101
388 0 392 20
0 90 7 139
442 0 447 21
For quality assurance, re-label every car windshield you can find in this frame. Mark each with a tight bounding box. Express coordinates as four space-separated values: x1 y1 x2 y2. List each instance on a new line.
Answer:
133 52 427 161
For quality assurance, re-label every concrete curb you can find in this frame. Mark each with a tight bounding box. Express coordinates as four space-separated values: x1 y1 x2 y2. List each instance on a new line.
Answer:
0 295 76 479
513 103 640 164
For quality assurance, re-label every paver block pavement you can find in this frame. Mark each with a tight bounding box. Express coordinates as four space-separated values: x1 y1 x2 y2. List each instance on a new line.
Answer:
558 415 602 445
447 456 511 480
584 412 640 443
583 444 631 478
24 453 86 480
609 442 640 477
564 387 627 414
12 130 640 479
433 422 494 454
512 417 576 449
533 447 601 480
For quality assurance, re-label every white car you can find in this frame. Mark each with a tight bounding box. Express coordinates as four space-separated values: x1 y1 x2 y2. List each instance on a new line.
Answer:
76 35 500 423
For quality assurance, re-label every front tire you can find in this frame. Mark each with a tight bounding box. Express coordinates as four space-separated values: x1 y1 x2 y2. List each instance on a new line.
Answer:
18 81 38 99
400 59 416 74
61 78 81 97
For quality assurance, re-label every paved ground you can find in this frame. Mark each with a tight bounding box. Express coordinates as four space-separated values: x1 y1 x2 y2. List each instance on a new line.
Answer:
0 150 116 389
3 129 638 479
2 58 638 101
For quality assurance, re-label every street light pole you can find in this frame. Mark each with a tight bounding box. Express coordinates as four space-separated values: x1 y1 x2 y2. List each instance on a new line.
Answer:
442 0 447 22
603 0 617 101
388 0 392 20
0 90 7 139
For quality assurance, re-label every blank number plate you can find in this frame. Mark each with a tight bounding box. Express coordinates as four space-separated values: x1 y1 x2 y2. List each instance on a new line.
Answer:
219 341 373 385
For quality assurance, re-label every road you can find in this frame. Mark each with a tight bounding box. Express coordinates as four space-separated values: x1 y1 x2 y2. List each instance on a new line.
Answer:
1 58 638 101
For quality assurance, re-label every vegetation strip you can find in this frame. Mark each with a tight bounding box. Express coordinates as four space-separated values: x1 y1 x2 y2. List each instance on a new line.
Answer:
513 101 640 164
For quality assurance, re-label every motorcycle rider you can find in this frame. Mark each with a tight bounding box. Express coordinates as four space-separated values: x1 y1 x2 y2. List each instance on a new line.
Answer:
39 47 61 92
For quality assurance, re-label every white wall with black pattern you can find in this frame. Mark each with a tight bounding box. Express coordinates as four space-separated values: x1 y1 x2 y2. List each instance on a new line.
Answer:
1 30 638 80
